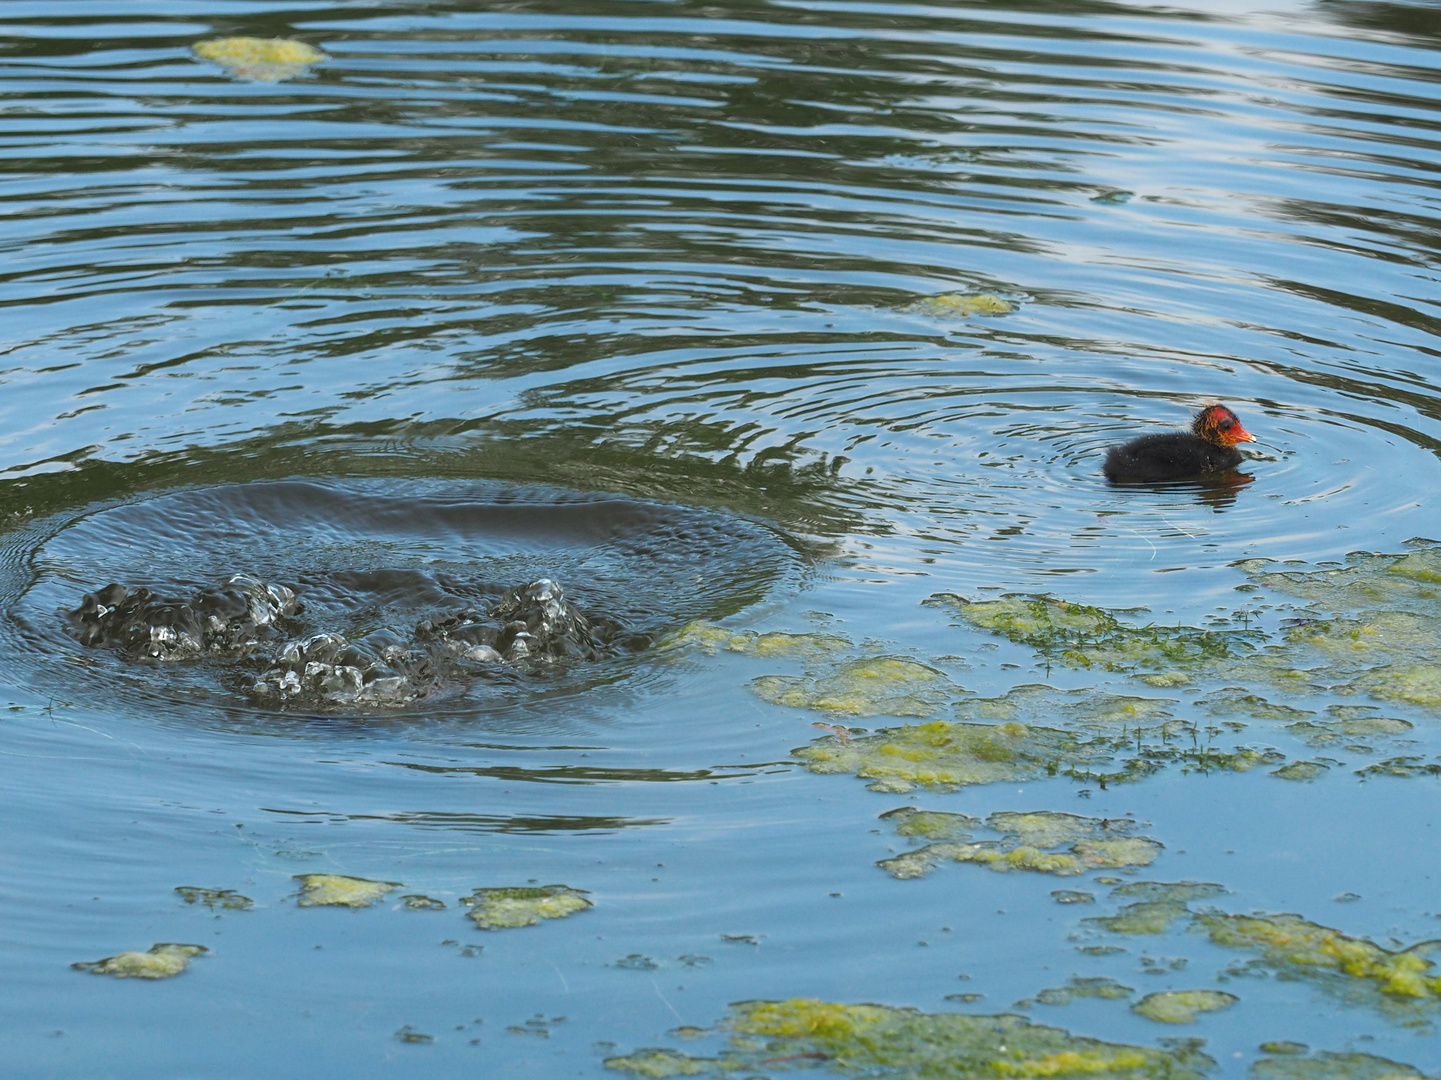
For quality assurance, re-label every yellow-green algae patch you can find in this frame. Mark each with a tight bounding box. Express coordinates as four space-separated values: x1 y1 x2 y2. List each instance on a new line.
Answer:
660 621 850 659
880 806 979 840
1251 1049 1431 1080
1195 911 1441 1003
462 885 592 929
1251 545 1441 613
930 593 1253 674
796 719 1081 793
905 292 1016 317
936 543 1441 717
1271 761 1329 781
606 997 1213 1079
753 657 953 718
73 943 206 979
1084 882 1225 936
191 37 327 81
295 873 399 908
1017 977 1133 1008
606 1048 715 1078
1132 991 1237 1024
879 810 1160 880
1087 901 1193 936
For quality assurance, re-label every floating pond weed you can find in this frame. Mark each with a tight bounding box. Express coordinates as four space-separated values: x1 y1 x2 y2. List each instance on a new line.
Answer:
175 886 252 911
1250 1049 1432 1080
294 874 399 908
1195 911 1441 1007
462 885 592 930
904 292 1016 317
796 720 1079 793
607 998 1214 1079
191 37 327 81
929 594 1253 674
1132 991 1238 1024
73 943 206 980
1017 977 1134 1008
752 657 953 718
879 810 1161 879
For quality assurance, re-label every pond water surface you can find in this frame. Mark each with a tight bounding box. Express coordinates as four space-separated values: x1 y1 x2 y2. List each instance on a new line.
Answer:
5 1 1441 1077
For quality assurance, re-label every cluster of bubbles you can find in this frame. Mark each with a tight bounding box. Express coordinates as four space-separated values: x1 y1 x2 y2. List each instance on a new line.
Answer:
69 575 622 708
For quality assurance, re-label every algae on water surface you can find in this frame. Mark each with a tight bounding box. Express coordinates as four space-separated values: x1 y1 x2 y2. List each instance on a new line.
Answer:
191 37 327 81
1131 991 1238 1024
73 943 207 979
796 719 1078 793
462 885 592 929
1196 911 1441 1005
879 809 1162 879
294 874 399 908
604 997 1213 1079
1250 1049 1433 1080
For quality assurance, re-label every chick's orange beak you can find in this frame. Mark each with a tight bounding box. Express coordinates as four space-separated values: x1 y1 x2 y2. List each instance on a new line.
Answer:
1231 424 1257 444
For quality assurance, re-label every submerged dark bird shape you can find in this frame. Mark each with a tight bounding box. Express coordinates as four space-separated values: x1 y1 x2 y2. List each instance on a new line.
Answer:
1103 404 1256 482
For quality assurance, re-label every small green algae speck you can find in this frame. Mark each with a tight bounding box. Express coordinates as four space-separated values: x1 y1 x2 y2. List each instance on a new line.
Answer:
72 943 207 979
462 885 592 929
1132 991 1238 1024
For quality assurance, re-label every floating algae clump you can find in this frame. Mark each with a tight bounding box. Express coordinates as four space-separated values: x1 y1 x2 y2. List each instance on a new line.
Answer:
957 685 1177 734
930 593 1252 674
753 657 953 718
1250 545 1441 614
295 874 399 908
1084 882 1226 936
605 1047 715 1078
1286 711 1412 751
1271 761 1329 781
192 37 327 81
661 621 850 659
608 997 1214 1078
175 886 252 910
1251 1049 1431 1080
880 807 979 841
1196 690 1313 722
1088 902 1191 936
1195 911 1441 1004
1018 977 1134 1008
797 720 1079 793
462 885 592 930
73 943 206 979
1132 991 1238 1024
905 292 1016 317
879 810 1160 880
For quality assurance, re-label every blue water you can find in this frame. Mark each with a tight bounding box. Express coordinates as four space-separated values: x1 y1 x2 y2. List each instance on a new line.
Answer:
4 1 1441 1076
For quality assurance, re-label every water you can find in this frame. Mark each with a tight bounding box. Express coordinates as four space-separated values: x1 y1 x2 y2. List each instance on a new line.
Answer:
4 0 1441 1075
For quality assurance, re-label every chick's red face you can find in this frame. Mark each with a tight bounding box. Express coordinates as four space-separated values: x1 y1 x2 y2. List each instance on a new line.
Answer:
1197 405 1256 446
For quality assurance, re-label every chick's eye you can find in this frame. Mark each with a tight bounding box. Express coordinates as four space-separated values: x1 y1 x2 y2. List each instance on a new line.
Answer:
1219 419 1233 429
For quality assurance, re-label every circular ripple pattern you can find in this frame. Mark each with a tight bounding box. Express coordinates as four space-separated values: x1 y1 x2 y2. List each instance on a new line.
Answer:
2 478 802 722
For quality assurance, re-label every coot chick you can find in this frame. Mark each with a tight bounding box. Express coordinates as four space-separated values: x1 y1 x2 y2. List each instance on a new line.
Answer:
1103 404 1256 481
